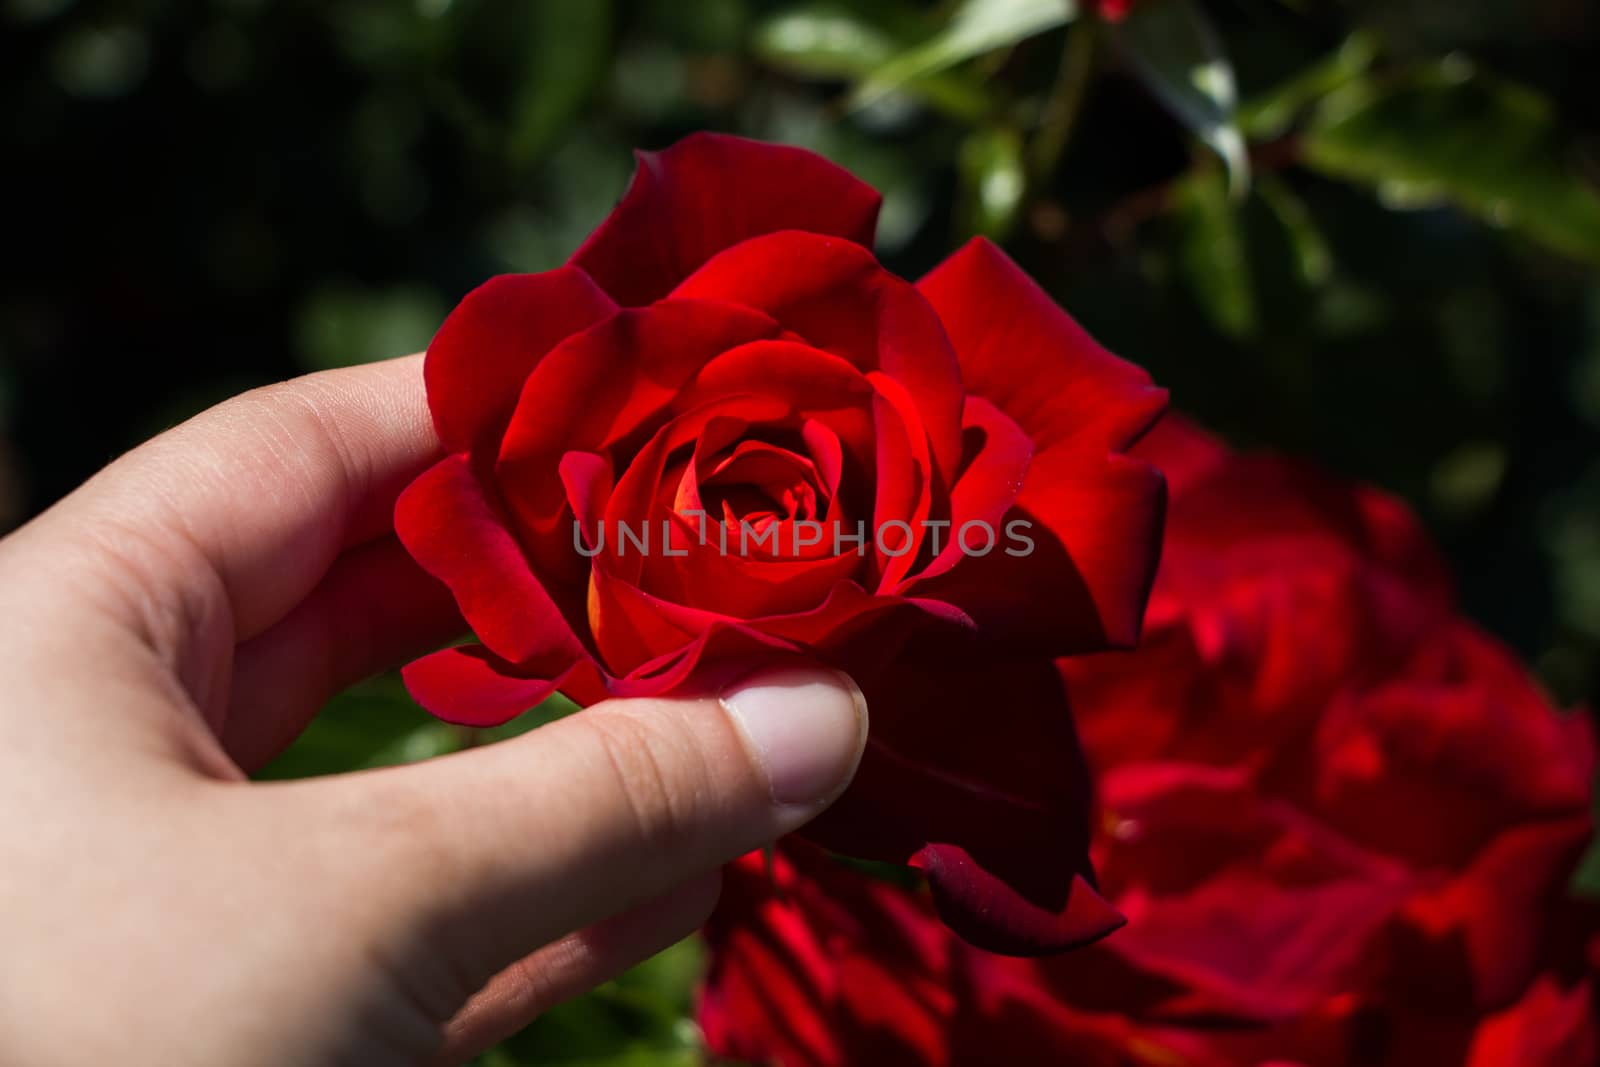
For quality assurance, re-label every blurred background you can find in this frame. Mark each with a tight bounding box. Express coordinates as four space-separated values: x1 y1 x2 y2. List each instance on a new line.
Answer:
5 0 1599 1061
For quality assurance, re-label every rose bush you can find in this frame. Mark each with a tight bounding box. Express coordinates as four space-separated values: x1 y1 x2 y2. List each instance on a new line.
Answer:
394 133 1169 954
700 419 1599 1066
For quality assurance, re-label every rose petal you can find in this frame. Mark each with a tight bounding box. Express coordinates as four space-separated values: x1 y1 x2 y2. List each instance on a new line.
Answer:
801 649 1122 956
424 267 616 453
496 299 782 542
1092 762 1415 1022
907 394 1034 587
1465 975 1599 1067
916 238 1166 457
674 231 965 486
395 454 590 671
401 644 574 727
571 132 881 306
909 450 1167 654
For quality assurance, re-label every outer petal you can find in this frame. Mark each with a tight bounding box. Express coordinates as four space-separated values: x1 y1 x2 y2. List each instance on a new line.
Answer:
401 644 573 727
916 238 1166 457
1391 818 1594 1009
910 239 1168 651
424 268 616 453
570 132 882 307
909 449 1167 653
701 847 954 1067
1090 762 1415 1022
395 454 590 672
801 647 1122 956
1465 975 1599 1067
1312 623 1596 871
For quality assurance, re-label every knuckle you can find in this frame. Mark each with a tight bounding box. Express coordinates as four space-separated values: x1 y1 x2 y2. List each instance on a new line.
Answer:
583 706 719 862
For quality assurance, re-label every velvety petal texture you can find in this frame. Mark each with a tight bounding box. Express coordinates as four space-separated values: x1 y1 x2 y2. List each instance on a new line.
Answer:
698 418 1599 1067
570 132 882 306
397 133 1170 954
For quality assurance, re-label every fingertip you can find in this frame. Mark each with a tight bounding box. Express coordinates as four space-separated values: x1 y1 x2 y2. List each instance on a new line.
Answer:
718 664 868 809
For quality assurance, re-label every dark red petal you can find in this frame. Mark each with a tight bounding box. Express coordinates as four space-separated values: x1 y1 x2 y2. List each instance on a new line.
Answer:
674 231 965 486
570 132 881 307
1313 623 1596 871
394 455 590 671
800 649 1121 956
917 238 1166 457
560 450 613 554
401 644 571 727
866 373 934 589
1091 762 1414 1022
1465 974 1599 1067
908 395 1034 587
909 451 1166 654
1396 817 1594 1009
425 268 616 453
701 846 958 1067
1125 413 1230 496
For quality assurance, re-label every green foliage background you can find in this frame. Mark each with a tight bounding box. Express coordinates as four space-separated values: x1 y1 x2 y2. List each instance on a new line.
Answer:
5 0 1600 1061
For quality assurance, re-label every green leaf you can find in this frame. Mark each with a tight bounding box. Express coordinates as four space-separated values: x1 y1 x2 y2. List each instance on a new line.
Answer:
849 0 1077 112
450 0 614 171
1237 31 1379 140
1301 60 1600 264
959 125 1027 239
753 6 896 78
1174 165 1257 338
1257 175 1333 286
753 6 991 119
1113 0 1248 197
294 283 445 371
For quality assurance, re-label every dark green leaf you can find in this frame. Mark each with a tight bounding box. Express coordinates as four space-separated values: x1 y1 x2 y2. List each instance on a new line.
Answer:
1113 0 1248 196
753 6 990 119
959 125 1027 239
849 0 1077 112
449 0 614 172
1301 61 1600 264
1237 31 1379 140
1174 165 1257 338
1257 176 1332 287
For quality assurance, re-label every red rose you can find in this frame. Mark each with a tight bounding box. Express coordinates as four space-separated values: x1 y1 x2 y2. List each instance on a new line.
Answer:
1093 0 1141 21
394 133 1169 954
699 418 1598 1065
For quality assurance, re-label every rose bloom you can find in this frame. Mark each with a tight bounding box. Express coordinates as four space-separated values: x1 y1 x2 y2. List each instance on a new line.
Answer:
1094 0 1140 21
699 419 1599 1066
394 133 1169 953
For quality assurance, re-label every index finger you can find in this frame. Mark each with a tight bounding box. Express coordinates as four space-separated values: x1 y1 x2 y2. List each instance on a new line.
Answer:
11 354 440 689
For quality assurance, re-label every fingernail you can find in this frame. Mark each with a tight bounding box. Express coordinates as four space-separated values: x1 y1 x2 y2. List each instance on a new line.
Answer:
719 665 868 807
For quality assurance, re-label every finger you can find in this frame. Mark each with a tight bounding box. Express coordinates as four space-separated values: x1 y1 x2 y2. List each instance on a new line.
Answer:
289 663 865 993
14 354 437 690
433 871 721 1065
223 536 463 772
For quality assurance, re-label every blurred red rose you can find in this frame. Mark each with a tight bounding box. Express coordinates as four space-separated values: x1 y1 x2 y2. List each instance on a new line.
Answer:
394 133 1169 954
700 419 1599 1065
1094 0 1140 21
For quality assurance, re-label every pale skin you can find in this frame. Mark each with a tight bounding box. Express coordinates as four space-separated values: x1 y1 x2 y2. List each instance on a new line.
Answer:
0 354 868 1065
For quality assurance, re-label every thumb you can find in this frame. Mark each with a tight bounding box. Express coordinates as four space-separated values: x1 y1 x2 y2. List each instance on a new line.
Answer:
281 662 866 1002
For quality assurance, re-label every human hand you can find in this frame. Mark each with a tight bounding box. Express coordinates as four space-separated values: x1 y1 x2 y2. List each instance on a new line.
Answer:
0 355 867 1065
